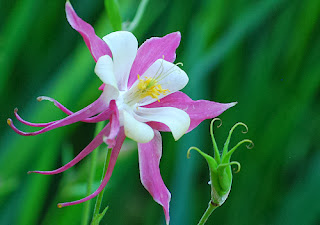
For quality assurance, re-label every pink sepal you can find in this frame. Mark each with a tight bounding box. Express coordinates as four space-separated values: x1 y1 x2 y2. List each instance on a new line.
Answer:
65 1 111 62
58 127 126 207
145 92 237 133
127 32 181 88
138 130 171 224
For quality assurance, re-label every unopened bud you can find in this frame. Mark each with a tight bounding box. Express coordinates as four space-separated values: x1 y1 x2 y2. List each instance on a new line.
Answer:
187 118 253 206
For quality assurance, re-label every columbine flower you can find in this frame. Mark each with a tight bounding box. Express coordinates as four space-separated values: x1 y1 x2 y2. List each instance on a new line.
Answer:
7 2 236 224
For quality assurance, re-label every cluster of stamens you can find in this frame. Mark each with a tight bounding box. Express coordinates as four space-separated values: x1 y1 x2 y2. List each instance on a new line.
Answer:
136 75 169 102
123 59 183 106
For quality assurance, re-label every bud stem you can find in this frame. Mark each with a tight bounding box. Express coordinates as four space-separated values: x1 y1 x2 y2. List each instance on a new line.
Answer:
197 200 219 225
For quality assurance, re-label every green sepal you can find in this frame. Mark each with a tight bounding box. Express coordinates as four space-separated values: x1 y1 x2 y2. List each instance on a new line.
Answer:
210 118 222 164
221 139 254 164
105 0 122 31
187 147 229 204
187 119 253 206
216 164 232 193
187 147 218 169
222 122 248 157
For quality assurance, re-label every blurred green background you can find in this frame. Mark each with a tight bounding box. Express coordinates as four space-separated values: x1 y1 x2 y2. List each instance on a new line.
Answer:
1 0 319 224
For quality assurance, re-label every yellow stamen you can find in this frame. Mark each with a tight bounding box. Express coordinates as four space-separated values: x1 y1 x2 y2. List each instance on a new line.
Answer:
136 75 169 102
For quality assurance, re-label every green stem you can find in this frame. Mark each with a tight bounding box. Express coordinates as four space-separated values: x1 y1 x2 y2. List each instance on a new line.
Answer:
81 121 105 225
197 201 219 225
90 147 113 225
128 0 149 32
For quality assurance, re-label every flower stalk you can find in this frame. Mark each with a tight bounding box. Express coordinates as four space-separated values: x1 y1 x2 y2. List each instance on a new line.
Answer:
197 200 219 225
81 121 106 225
188 118 253 224
90 147 112 225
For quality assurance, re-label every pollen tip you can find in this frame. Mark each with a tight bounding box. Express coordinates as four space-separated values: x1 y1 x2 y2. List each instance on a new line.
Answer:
57 203 63 208
7 118 12 126
27 171 33 174
37 97 43 102
14 108 18 113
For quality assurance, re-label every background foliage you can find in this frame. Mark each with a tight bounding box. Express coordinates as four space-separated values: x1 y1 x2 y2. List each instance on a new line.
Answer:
1 0 319 224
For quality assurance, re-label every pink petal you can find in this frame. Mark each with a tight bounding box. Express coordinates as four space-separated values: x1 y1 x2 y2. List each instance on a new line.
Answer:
127 32 181 88
8 95 108 136
58 127 126 207
65 2 112 62
138 130 171 224
145 91 237 133
28 123 111 175
102 100 119 148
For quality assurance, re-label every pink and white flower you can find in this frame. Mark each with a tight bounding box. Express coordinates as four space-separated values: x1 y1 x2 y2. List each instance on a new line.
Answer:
7 2 236 224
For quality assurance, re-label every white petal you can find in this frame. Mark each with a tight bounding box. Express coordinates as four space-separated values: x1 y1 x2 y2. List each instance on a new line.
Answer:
134 106 190 141
132 59 189 106
95 55 119 103
95 55 117 87
123 110 154 143
103 31 138 91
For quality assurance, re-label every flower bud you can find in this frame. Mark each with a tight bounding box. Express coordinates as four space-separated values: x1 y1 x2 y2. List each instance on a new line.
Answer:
187 118 253 206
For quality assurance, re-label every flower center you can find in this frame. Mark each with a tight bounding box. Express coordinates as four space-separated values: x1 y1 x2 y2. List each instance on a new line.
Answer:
121 59 183 107
136 75 169 102
120 75 169 108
